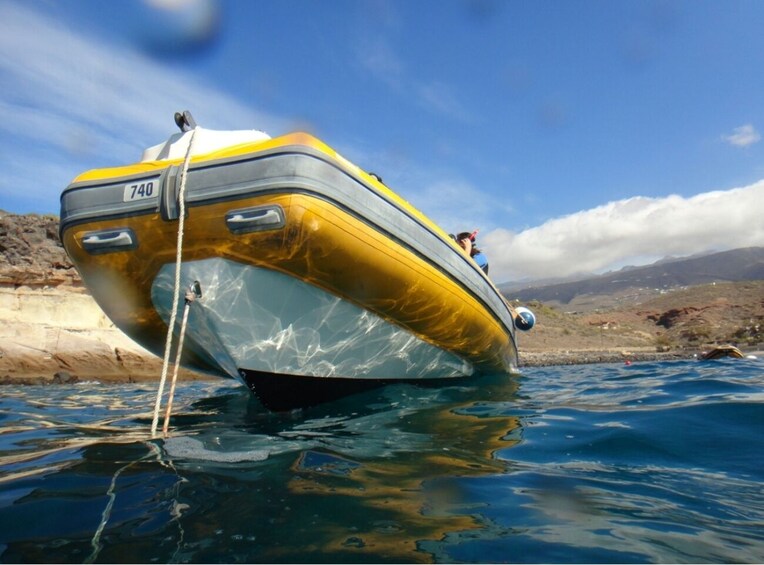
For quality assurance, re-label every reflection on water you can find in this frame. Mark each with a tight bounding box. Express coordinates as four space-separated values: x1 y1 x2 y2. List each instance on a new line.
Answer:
2 359 764 563
0 376 521 563
282 381 521 562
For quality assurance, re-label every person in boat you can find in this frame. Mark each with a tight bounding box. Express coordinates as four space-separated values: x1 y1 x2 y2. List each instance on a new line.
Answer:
454 230 489 274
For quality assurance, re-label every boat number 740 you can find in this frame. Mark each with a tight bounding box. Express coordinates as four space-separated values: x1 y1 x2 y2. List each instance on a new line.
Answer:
123 179 159 202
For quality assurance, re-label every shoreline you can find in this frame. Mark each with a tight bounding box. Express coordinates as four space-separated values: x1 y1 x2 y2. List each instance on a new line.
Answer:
1 285 757 388
0 347 723 387
519 349 692 367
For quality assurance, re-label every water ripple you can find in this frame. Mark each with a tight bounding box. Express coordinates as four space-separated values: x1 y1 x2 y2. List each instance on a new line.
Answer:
1 358 763 562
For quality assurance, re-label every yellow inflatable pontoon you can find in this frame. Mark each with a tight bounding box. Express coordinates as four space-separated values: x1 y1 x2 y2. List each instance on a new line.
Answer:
60 112 525 409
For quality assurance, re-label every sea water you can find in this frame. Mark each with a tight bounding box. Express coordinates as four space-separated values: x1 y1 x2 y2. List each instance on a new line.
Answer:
1 358 763 563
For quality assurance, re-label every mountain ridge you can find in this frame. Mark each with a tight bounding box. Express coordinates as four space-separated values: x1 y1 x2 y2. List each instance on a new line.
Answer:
501 247 764 306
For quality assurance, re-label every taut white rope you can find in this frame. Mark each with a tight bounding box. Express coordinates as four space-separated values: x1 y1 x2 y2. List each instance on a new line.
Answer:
151 127 198 437
162 287 198 435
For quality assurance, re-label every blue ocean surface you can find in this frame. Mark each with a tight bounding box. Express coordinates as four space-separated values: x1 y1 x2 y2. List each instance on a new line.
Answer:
1 358 763 563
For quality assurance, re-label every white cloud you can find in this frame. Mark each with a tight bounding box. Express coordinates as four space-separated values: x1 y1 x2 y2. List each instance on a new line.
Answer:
0 2 287 212
722 124 760 147
405 178 508 236
416 82 474 124
357 38 406 90
355 35 472 123
484 180 764 282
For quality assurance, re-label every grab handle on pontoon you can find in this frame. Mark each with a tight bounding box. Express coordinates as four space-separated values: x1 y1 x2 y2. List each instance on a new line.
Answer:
81 228 137 254
225 205 285 234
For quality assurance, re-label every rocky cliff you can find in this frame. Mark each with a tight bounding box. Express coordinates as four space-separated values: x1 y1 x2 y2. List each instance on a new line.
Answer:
0 212 80 288
0 212 207 384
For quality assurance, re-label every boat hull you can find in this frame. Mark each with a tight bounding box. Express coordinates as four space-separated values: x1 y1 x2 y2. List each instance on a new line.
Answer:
60 132 518 408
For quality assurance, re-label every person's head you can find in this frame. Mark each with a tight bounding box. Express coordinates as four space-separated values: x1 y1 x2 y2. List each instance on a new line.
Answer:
456 231 479 255
457 234 472 254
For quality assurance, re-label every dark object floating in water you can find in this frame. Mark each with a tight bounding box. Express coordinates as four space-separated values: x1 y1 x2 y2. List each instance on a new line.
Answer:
699 345 745 360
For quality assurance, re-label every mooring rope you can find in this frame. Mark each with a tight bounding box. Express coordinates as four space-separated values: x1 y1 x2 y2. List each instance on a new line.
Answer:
151 127 198 438
85 444 159 563
85 459 129 563
86 441 187 563
162 287 198 435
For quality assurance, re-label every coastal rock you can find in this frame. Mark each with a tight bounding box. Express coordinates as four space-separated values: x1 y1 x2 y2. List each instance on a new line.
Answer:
0 211 81 288
0 212 208 384
53 371 78 384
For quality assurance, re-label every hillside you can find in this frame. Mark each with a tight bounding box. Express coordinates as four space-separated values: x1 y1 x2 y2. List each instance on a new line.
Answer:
512 280 764 364
0 211 81 288
504 247 764 309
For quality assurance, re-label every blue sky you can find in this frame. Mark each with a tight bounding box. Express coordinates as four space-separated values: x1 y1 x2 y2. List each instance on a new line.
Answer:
1 0 763 283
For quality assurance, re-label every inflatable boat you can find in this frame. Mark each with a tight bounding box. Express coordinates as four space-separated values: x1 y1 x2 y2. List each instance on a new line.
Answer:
60 112 527 410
